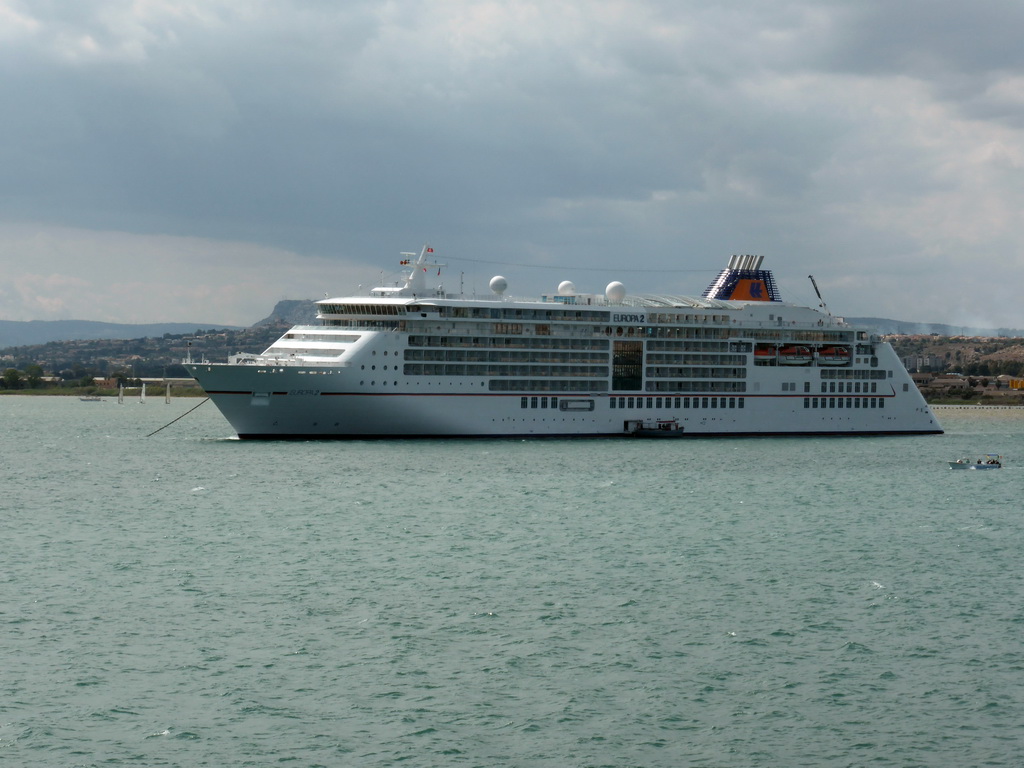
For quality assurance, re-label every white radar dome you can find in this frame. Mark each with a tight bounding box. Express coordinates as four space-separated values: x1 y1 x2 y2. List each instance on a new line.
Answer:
489 275 508 295
557 280 576 296
605 281 627 302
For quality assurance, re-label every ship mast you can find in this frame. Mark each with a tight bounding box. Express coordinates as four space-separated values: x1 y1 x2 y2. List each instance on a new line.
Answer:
398 244 447 296
808 274 830 316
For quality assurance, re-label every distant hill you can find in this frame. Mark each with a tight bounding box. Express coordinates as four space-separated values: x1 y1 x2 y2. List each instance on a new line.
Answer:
0 319 243 348
3 305 1022 350
254 299 318 326
845 317 1024 337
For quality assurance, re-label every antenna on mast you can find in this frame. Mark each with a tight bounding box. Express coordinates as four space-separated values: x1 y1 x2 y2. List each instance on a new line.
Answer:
808 275 830 316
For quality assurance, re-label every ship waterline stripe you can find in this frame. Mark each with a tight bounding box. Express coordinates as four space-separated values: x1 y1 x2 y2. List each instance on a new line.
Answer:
200 389 899 400
233 429 942 440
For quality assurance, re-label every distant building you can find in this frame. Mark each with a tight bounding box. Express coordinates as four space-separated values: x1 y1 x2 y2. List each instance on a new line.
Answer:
902 354 944 372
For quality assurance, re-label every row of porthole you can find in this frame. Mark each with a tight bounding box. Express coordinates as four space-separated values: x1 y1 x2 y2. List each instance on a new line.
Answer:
496 418 591 422
361 365 395 370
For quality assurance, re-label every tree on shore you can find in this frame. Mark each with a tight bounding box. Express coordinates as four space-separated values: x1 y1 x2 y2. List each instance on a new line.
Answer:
25 364 43 389
3 368 23 389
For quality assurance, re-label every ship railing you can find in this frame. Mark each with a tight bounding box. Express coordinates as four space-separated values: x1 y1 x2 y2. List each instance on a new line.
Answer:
228 355 333 366
262 357 350 368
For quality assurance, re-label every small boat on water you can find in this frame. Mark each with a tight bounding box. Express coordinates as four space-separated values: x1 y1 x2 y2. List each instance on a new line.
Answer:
79 396 103 402
949 455 1002 470
629 418 685 437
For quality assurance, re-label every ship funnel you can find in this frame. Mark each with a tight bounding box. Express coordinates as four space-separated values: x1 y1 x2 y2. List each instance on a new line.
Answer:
702 254 780 302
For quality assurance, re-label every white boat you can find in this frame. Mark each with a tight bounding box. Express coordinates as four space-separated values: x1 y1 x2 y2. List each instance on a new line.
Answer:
948 455 1002 469
629 418 685 437
185 248 944 439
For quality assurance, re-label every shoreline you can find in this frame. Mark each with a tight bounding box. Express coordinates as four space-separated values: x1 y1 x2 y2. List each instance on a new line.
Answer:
0 389 206 398
932 404 1024 409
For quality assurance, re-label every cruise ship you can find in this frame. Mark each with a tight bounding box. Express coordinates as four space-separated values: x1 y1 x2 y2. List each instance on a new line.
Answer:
186 247 942 438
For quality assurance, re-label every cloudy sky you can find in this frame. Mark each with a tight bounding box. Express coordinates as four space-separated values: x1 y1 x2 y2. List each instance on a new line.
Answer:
3 0 1024 328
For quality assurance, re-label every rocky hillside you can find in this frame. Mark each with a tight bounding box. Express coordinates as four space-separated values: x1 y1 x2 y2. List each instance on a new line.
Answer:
254 299 318 326
887 335 1024 376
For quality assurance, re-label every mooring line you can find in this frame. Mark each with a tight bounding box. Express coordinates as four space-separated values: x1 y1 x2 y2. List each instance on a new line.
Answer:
147 397 210 437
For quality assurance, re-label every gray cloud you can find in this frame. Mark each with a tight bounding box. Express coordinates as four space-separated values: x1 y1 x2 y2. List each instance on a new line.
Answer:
2 0 1024 328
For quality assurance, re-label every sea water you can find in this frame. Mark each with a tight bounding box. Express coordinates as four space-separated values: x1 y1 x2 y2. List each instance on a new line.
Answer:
2 397 1023 767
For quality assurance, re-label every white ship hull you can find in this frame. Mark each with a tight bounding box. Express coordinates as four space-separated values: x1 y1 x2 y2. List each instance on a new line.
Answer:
186 248 942 439
187 343 940 439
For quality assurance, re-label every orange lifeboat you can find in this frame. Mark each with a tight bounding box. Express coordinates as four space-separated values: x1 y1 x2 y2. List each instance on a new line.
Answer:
817 346 851 365
753 344 777 365
778 345 813 365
